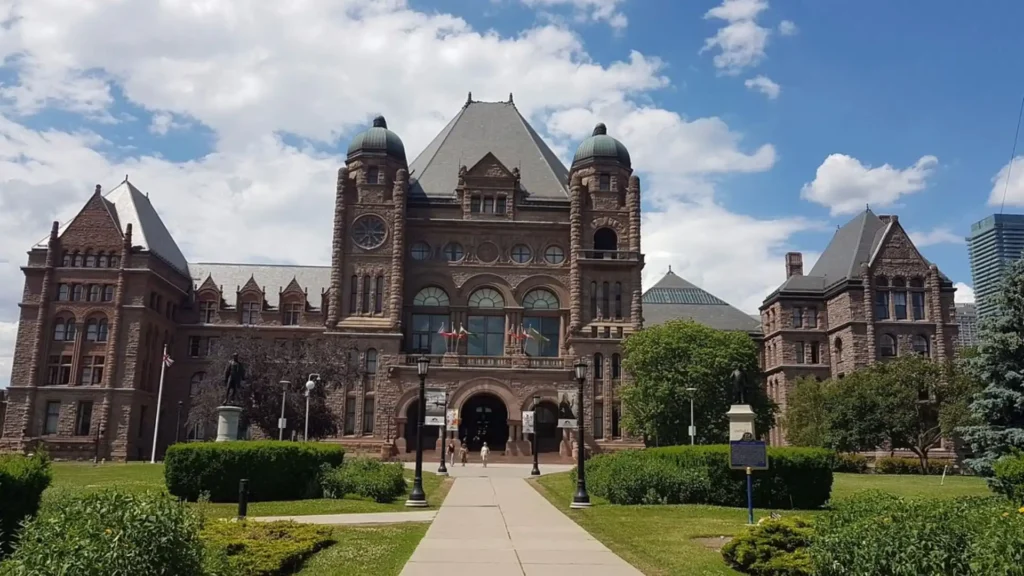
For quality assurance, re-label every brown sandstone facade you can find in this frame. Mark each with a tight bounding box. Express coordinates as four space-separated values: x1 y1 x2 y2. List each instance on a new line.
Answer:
760 210 959 446
0 96 645 460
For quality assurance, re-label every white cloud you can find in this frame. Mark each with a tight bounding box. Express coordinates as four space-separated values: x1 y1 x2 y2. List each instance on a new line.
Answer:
0 0 807 382
744 75 780 99
801 153 939 216
987 155 1024 207
778 20 798 36
908 227 963 248
954 282 975 304
701 0 771 74
148 112 189 136
519 0 628 28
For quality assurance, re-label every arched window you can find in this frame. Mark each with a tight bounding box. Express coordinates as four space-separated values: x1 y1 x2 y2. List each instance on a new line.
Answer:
879 334 897 358
190 372 205 396
88 285 101 302
346 349 359 392
72 285 84 301
414 287 450 307
86 319 99 342
374 275 384 314
109 255 120 268
834 337 843 363
362 275 371 313
593 228 618 257
73 252 83 267
601 282 610 318
84 251 96 268
523 289 559 310
349 275 358 313
97 253 109 268
65 319 77 341
599 174 611 191
53 318 75 341
614 282 622 318
589 281 597 319
612 354 621 379
467 288 505 356
97 319 109 342
594 353 604 380
913 334 929 356
468 288 504 309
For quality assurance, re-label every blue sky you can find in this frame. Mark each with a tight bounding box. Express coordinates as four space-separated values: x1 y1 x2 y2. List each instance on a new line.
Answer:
0 0 1018 385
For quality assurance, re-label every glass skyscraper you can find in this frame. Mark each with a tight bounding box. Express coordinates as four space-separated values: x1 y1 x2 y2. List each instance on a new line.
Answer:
967 214 1024 317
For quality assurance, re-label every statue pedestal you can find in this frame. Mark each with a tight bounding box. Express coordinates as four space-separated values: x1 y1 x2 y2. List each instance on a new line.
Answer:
216 406 243 442
726 404 756 441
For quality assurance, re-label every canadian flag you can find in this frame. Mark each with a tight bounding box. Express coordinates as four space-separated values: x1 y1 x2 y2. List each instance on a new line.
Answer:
162 352 174 368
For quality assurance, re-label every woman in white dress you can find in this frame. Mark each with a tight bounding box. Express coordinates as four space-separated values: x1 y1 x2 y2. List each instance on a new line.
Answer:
480 442 490 467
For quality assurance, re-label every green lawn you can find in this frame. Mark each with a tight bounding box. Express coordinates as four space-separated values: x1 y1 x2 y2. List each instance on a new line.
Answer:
295 524 427 576
531 471 992 576
47 462 452 517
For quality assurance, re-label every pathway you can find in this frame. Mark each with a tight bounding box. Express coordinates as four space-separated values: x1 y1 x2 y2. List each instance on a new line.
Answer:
399 463 643 575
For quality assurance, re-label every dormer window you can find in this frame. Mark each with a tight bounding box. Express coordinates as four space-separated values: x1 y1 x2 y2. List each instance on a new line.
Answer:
470 193 508 214
366 166 380 184
599 174 611 191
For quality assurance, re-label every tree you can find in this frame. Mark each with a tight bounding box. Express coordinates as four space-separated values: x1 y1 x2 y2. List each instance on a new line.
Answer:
620 320 776 445
959 258 1024 478
188 330 363 440
780 376 829 447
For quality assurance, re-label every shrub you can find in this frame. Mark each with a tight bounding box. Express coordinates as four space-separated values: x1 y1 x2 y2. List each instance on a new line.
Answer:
164 441 344 502
578 446 834 509
201 520 335 576
0 489 205 576
831 453 868 474
873 456 948 475
586 454 710 505
993 452 1024 505
810 491 1024 576
320 457 406 503
0 452 52 557
722 516 814 576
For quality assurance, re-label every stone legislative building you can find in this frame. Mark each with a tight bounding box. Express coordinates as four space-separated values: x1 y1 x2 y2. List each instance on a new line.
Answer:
0 95 650 460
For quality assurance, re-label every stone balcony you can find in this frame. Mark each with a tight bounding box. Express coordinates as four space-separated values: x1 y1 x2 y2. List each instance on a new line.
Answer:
401 354 571 370
579 249 642 263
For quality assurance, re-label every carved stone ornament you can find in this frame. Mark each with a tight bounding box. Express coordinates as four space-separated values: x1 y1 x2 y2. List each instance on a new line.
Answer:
591 216 624 231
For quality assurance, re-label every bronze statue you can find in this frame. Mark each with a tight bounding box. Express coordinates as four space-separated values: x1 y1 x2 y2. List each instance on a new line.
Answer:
223 353 246 404
731 368 749 405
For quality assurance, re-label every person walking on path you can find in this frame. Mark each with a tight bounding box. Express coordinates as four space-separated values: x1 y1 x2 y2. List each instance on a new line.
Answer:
480 442 490 467
459 441 468 466
447 437 456 468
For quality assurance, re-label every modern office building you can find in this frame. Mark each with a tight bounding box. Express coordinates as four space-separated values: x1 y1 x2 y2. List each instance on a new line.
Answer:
955 303 978 350
967 214 1024 318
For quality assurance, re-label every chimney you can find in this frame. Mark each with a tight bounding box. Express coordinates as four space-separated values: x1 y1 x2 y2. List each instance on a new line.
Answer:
785 252 803 278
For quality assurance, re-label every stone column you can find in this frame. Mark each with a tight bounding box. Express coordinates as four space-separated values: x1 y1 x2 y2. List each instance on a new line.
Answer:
568 173 584 333
389 170 407 330
327 167 347 329
627 175 643 330
860 263 875 366
22 221 60 440
929 265 948 360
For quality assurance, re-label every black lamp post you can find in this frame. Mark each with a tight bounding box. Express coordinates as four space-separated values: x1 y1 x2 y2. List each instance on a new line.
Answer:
571 361 591 508
175 401 183 443
531 394 541 476
438 389 449 476
406 356 430 507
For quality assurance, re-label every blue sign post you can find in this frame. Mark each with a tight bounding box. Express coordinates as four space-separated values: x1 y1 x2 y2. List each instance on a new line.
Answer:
730 438 768 525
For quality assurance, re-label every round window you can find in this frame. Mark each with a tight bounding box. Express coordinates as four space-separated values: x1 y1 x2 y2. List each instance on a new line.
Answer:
511 244 532 264
444 242 465 262
544 246 565 264
352 216 388 249
411 241 432 260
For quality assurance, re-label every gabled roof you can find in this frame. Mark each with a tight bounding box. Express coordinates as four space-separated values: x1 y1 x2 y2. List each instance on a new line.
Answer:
37 179 189 275
643 270 761 333
407 99 570 201
189 263 331 308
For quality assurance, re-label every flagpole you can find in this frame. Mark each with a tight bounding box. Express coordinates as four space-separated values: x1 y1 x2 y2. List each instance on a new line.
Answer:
151 343 169 464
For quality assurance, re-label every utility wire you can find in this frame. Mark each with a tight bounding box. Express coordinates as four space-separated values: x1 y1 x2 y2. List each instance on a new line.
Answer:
998 93 1024 214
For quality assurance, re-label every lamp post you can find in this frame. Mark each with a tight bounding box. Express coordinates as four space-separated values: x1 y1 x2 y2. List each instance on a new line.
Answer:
571 361 591 508
686 387 697 445
531 394 541 476
406 356 430 507
175 401 184 444
278 380 290 441
304 374 319 442
438 390 448 476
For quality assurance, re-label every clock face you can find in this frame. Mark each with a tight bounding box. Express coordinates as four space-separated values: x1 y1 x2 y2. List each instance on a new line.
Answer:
352 215 388 249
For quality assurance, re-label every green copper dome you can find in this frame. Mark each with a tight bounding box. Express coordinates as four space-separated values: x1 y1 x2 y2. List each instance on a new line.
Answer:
571 123 631 168
346 116 407 162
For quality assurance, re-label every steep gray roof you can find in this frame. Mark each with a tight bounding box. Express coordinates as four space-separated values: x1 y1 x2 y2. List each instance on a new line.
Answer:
408 100 569 201
643 270 761 333
189 263 331 308
38 179 189 275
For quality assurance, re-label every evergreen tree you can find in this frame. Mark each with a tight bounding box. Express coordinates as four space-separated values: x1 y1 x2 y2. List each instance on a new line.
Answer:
959 258 1024 478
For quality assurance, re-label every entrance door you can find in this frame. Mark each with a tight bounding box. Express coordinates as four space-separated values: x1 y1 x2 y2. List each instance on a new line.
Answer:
535 401 560 453
404 401 440 452
458 393 509 452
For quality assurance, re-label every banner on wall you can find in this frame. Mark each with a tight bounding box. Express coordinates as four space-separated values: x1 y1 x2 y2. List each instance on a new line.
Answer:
446 409 459 431
522 411 535 435
425 389 446 426
556 389 578 428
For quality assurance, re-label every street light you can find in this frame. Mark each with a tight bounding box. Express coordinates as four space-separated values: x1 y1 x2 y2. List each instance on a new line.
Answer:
278 380 290 441
531 394 541 476
686 387 697 446
571 360 591 508
175 401 184 444
437 389 449 476
406 356 430 507
304 374 319 442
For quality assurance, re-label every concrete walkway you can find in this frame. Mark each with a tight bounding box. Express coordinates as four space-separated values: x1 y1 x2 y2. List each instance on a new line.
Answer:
400 465 643 575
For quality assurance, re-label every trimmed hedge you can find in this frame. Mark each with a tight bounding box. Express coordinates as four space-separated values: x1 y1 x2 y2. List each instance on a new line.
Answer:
0 452 52 557
320 457 407 503
722 516 814 576
202 520 335 576
164 441 344 503
576 445 834 509
873 456 948 475
831 453 868 474
993 452 1024 505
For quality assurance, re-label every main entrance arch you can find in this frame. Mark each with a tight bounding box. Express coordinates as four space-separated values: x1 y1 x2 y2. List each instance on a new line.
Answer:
458 393 509 452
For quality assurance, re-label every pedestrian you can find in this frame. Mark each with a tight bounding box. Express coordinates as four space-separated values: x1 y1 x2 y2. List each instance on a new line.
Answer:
459 441 468 466
447 437 456 467
480 442 490 468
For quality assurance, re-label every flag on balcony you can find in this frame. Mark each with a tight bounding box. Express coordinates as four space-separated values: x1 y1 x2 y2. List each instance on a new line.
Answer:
162 352 174 368
438 323 454 339
528 326 549 343
458 324 472 340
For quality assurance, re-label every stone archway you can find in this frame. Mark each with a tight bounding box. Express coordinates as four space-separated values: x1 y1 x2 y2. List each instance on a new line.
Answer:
458 393 509 452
